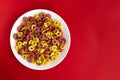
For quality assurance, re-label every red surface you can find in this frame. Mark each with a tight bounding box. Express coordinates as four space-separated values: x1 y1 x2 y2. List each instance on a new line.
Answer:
0 0 120 80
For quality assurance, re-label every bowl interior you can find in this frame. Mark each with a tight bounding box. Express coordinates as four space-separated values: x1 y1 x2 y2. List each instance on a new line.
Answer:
10 9 71 70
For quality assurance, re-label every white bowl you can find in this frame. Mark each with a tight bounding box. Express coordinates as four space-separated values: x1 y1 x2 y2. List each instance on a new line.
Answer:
10 9 71 70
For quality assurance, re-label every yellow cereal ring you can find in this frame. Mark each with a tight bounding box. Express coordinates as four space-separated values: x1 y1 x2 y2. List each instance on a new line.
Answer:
33 37 39 42
57 25 62 30
32 61 36 64
31 24 36 30
22 54 28 59
41 54 45 59
42 43 48 47
15 45 22 50
60 45 65 49
51 56 57 61
50 52 55 56
42 59 46 64
55 31 62 36
46 32 53 39
21 26 26 31
28 46 35 51
41 41 47 45
36 59 42 64
37 48 41 52
38 56 42 60
44 21 51 28
40 49 45 53
41 30 46 34
53 20 61 26
27 21 30 25
22 41 27 45
29 40 32 44
38 48 45 53
17 32 23 37
44 58 50 65
20 20 23 24
34 14 39 19
54 51 60 56
56 42 60 46
17 41 22 46
52 45 57 51
31 41 37 47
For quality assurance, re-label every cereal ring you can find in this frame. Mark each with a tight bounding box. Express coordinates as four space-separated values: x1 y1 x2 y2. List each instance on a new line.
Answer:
17 25 23 31
13 33 18 39
22 41 27 45
27 56 33 63
59 38 66 45
22 17 28 22
44 21 51 28
55 30 62 37
51 39 58 45
31 24 36 30
31 41 37 47
60 45 65 49
17 49 22 55
34 14 39 19
28 46 35 51
17 32 23 37
37 43 42 48
40 12 46 18
51 56 57 61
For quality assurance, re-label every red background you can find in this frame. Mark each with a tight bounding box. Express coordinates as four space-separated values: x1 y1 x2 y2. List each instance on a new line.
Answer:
0 0 120 80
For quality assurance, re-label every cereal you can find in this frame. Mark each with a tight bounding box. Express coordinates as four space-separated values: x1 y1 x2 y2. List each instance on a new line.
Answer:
13 12 66 65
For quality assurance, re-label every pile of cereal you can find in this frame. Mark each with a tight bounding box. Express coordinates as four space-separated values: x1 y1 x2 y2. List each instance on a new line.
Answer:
13 12 66 65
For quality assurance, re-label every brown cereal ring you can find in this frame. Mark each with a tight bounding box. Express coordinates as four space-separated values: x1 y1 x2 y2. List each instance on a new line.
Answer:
24 47 28 52
36 17 42 22
34 32 40 37
17 38 23 41
27 25 31 30
36 21 42 27
20 34 26 39
44 46 49 51
29 17 35 22
17 49 22 55
37 43 42 48
54 36 60 39
39 27 44 32
26 35 32 41
35 52 40 58
51 39 58 45
44 54 50 58
17 25 23 31
46 39 51 44
27 56 33 63
44 50 50 55
39 35 46 40
13 33 18 39
57 48 63 52
29 52 36 58
28 16 33 21
29 31 33 35
59 38 66 45
46 14 51 19
49 24 55 31
31 21 36 25
40 12 46 18
22 17 28 22
21 21 26 26
34 27 40 33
